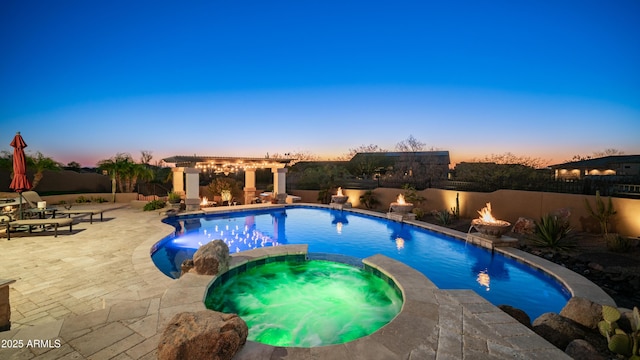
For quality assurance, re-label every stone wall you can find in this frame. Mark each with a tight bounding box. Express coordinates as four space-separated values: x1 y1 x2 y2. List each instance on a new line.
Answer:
289 188 640 237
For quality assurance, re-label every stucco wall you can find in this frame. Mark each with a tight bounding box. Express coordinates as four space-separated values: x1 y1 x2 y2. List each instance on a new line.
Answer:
289 188 640 237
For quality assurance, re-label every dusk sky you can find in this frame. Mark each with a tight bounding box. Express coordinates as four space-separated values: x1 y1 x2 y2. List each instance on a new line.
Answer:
1 0 639 167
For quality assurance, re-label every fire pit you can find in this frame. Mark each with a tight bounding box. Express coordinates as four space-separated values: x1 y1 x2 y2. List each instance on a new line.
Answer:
471 203 511 238
200 197 211 208
331 187 349 204
389 194 414 214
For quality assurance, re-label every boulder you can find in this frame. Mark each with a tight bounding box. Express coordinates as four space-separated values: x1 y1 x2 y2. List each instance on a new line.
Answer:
158 310 248 360
559 297 602 330
532 312 586 350
498 305 531 328
512 217 536 235
180 259 194 277
192 240 230 276
565 339 606 360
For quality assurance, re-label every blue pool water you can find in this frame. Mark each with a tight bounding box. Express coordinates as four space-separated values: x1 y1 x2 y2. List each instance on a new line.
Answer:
151 206 571 320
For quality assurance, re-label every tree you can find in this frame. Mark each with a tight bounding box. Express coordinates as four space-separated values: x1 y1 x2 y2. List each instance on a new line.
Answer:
65 161 82 171
473 152 546 169
26 151 62 189
343 144 389 179
140 150 153 165
97 153 154 200
395 135 425 152
566 149 624 163
0 150 12 171
593 148 624 157
341 144 388 161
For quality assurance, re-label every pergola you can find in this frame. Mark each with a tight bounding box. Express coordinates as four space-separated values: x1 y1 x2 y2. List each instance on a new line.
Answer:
162 155 293 210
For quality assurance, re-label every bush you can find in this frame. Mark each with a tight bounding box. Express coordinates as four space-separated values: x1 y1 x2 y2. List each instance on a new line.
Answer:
144 199 166 211
359 190 379 209
75 195 90 203
532 213 573 249
605 233 634 253
432 209 452 225
91 197 108 203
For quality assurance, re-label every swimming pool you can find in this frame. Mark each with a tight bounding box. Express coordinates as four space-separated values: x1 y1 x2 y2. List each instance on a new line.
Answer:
151 206 571 320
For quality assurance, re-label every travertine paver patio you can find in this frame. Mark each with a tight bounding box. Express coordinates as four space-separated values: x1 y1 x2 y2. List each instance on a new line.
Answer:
0 204 612 359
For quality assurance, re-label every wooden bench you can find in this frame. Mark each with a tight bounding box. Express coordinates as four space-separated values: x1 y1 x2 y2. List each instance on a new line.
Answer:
57 209 104 224
3 218 74 240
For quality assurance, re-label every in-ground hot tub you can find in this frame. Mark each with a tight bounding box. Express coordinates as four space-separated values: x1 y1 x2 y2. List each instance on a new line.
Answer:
204 254 403 347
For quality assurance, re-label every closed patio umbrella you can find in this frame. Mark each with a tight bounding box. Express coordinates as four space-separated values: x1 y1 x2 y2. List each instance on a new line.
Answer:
9 132 32 219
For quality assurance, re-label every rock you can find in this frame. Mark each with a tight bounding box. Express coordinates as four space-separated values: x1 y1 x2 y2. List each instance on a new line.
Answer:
512 217 536 235
158 310 248 360
180 259 194 277
192 240 230 276
559 297 602 330
532 312 586 350
588 262 604 272
565 339 606 360
498 305 531 328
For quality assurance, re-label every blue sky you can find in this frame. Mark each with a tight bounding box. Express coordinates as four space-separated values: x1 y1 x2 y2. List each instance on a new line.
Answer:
1 0 639 167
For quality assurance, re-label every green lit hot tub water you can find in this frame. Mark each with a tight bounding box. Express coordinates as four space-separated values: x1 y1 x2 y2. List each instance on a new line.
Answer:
205 260 403 347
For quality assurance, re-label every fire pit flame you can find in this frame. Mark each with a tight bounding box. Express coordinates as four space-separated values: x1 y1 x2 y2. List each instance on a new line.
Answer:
331 187 349 204
389 194 414 214
471 202 511 238
477 203 497 223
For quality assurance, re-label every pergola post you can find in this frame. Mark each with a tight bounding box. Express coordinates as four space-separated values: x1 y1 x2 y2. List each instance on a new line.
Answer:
184 167 201 211
172 168 185 195
244 168 257 205
272 167 287 203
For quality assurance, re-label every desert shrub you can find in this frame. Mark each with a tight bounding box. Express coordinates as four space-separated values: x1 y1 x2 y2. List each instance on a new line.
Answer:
144 199 166 211
75 195 90 203
605 233 634 253
532 213 573 249
359 190 379 209
432 209 452 225
412 207 425 220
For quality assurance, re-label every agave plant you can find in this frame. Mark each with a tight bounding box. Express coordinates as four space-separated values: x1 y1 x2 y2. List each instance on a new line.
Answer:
531 213 573 249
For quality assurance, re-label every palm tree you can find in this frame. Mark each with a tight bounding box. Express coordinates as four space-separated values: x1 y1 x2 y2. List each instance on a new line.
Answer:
27 151 61 189
98 153 156 200
97 158 120 202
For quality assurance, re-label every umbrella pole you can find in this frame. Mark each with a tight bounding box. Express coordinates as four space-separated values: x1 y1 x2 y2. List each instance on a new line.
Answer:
18 193 23 220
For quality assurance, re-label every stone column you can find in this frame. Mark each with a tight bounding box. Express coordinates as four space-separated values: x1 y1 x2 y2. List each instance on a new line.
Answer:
272 167 288 203
184 168 201 211
244 168 257 205
0 279 16 332
172 168 185 195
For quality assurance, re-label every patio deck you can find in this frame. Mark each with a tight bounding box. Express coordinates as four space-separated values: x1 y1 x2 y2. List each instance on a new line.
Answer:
0 204 604 359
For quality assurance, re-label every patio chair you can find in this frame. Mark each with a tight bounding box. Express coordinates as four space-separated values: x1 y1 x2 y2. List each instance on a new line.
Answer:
20 191 43 209
19 191 105 224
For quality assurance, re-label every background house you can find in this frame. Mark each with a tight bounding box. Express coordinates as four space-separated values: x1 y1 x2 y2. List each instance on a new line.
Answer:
550 155 640 180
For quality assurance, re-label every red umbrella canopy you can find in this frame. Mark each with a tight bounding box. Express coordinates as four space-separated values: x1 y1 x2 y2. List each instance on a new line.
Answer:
9 132 32 193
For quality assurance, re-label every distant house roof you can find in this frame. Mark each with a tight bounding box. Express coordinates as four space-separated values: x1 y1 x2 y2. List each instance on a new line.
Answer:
549 155 640 169
351 151 450 164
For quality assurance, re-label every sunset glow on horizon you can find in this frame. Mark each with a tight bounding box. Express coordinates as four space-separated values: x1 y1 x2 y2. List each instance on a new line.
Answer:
1 1 638 167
